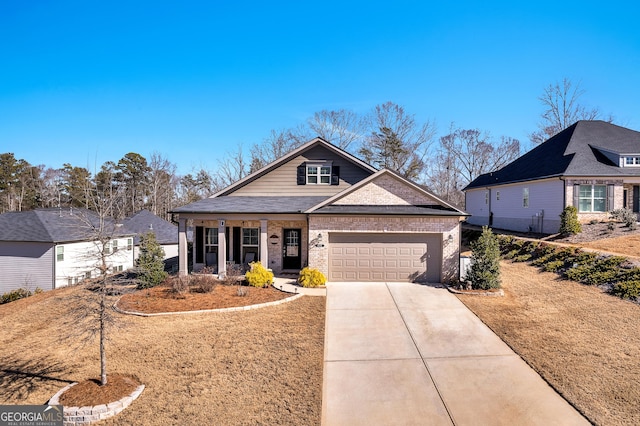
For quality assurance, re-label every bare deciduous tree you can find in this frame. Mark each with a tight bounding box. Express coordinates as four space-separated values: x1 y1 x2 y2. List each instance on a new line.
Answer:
430 127 520 206
530 77 613 144
307 109 368 150
148 152 177 220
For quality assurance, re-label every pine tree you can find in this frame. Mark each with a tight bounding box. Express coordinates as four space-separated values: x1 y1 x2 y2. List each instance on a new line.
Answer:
467 226 501 290
136 232 167 288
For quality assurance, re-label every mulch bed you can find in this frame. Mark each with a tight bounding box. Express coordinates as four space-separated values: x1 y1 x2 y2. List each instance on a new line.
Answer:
59 374 140 407
117 283 293 313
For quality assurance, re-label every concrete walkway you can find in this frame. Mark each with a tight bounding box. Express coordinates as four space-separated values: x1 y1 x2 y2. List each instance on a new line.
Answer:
321 282 589 426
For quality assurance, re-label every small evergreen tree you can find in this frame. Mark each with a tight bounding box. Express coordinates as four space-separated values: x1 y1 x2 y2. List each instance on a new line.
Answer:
559 206 582 236
467 226 501 290
136 232 167 289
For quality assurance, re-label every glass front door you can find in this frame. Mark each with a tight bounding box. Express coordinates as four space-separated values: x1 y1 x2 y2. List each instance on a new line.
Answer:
283 229 301 270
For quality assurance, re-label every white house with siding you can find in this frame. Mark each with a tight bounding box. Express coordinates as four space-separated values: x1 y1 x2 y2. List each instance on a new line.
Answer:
122 209 178 260
0 208 135 295
464 121 640 233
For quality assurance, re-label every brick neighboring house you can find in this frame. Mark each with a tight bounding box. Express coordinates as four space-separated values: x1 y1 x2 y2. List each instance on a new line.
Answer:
465 121 640 234
171 138 467 283
0 208 135 294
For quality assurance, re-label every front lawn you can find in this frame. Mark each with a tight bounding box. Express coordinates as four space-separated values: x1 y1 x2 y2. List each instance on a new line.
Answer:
457 260 640 426
0 284 325 425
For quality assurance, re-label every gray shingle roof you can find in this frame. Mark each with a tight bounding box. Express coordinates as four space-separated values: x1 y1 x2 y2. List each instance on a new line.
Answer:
466 121 640 189
122 210 178 245
172 196 330 214
0 208 133 243
311 205 467 216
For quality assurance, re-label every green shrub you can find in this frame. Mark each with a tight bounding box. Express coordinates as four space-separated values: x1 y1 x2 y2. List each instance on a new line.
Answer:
543 260 565 272
559 206 582 235
136 232 168 289
0 288 32 304
298 267 327 288
467 226 501 290
513 254 532 262
245 261 274 288
565 255 626 285
611 280 640 299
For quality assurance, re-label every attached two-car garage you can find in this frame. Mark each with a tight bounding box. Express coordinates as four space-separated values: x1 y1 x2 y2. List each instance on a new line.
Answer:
328 233 442 283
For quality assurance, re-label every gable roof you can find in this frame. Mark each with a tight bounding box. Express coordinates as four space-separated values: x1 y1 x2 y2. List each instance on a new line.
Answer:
308 169 467 216
0 208 133 243
122 210 178 245
212 137 378 197
465 121 640 190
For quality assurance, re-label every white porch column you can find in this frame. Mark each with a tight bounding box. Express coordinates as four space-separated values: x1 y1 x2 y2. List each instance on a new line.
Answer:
218 219 227 277
178 218 188 276
260 219 268 267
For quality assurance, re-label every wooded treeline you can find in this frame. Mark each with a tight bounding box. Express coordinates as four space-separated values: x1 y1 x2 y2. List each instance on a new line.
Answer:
0 79 611 218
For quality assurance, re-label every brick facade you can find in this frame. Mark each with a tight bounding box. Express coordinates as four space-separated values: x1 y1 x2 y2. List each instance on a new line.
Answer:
564 179 624 222
336 174 438 206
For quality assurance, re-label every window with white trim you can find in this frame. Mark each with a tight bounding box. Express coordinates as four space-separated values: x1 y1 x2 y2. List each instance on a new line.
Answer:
579 184 606 212
242 228 259 246
624 156 640 166
307 164 331 184
56 246 64 262
112 240 118 253
523 188 529 208
127 238 133 251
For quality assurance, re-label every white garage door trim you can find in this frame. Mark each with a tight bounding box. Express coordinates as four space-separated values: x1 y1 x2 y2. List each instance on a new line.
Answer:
328 233 442 282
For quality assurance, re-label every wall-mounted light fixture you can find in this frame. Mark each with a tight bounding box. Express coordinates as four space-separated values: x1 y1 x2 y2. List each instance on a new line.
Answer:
447 234 454 243
315 233 324 248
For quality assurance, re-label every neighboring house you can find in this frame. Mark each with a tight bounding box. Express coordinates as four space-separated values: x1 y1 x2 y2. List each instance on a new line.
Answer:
122 209 178 260
0 208 135 294
172 138 467 283
464 121 640 234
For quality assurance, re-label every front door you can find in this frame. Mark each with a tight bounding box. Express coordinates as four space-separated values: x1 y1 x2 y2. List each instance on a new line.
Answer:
283 229 301 270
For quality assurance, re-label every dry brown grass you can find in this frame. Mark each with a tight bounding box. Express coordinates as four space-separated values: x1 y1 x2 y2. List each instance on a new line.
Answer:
0 285 325 425
457 260 640 426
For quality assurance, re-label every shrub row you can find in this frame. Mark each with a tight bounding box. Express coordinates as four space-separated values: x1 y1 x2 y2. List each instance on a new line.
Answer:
1 287 43 304
496 235 640 301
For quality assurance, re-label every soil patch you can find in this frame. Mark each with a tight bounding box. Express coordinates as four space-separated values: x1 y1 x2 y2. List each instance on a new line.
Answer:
59 374 140 407
117 283 292 313
457 260 640 426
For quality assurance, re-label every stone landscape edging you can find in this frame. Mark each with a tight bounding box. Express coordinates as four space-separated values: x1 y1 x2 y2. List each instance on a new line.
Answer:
48 381 145 426
113 292 304 317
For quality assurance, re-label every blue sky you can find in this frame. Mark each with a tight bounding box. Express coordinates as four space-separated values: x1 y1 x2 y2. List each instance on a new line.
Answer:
1 1 639 175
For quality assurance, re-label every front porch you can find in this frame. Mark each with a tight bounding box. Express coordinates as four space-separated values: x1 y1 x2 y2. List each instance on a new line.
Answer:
177 217 309 277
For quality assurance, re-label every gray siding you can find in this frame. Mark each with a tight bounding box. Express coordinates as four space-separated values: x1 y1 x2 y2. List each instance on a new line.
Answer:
232 146 372 196
0 241 54 294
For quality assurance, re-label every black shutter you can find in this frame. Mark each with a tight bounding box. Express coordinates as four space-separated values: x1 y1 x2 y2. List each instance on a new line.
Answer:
607 184 615 211
195 226 204 264
296 163 306 185
331 166 340 185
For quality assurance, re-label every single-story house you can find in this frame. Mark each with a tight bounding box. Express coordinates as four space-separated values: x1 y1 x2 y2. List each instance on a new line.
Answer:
171 138 467 283
122 209 179 260
0 208 135 294
464 120 640 233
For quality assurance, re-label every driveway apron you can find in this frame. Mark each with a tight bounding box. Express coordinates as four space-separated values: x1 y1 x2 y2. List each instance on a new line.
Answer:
321 282 589 426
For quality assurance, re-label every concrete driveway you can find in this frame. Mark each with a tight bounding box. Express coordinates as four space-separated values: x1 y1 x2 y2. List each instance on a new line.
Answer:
321 282 589 426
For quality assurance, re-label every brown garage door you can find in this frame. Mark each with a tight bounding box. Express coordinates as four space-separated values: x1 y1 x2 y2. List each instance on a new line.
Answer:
328 233 441 282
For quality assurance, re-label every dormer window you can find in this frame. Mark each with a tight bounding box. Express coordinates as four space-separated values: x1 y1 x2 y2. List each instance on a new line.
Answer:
307 164 331 184
624 156 640 166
